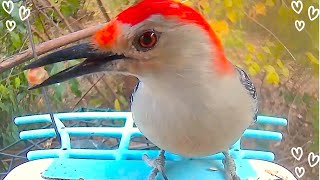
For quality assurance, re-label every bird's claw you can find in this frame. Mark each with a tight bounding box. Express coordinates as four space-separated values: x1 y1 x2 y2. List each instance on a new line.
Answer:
223 151 241 180
143 150 168 180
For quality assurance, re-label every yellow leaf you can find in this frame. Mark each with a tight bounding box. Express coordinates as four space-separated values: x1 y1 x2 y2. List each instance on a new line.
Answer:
236 64 243 69
248 62 261 76
245 53 253 63
226 9 238 23
176 0 192 6
257 52 265 61
306 52 319 65
251 62 261 72
265 0 275 7
248 66 257 76
276 59 284 68
265 70 280 85
199 0 210 13
262 46 271 54
114 99 121 111
246 43 256 53
224 0 233 7
209 20 229 36
254 3 266 16
281 67 289 78
264 65 276 72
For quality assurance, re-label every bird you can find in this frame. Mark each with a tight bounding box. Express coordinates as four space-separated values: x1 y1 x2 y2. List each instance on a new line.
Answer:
24 0 258 179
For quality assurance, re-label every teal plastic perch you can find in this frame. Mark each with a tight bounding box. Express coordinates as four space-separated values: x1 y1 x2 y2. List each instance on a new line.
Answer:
9 112 293 180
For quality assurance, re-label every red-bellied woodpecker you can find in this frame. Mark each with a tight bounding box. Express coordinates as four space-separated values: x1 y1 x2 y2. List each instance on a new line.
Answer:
24 0 258 179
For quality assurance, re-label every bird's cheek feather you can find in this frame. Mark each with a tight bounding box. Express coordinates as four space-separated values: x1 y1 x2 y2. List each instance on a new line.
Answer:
126 60 164 74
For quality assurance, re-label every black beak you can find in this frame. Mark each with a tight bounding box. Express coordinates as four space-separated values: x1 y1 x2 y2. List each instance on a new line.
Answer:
24 43 125 90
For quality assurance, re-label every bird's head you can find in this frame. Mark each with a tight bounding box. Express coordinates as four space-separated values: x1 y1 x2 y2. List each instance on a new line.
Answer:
25 0 234 89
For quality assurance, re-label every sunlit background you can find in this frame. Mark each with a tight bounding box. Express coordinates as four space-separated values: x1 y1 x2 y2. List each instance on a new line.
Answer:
0 0 319 179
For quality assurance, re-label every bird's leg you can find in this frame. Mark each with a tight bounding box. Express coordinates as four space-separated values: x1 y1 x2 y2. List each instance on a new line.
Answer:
222 151 241 180
142 150 168 180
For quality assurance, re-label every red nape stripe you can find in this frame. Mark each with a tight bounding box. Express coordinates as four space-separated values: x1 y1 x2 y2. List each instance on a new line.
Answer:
116 0 234 75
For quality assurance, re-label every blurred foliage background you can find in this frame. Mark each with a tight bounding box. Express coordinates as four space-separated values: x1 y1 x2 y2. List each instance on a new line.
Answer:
0 0 319 179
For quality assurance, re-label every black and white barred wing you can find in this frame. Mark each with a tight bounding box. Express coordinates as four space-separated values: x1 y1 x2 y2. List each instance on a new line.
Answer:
235 66 258 124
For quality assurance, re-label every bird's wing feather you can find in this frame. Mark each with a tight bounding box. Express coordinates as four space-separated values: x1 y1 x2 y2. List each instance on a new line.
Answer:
235 66 258 123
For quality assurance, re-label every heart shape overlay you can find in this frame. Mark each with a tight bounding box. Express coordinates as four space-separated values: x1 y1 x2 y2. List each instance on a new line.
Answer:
6 20 16 32
294 167 305 178
291 147 303 160
308 6 320 21
295 20 305 32
308 152 320 168
19 6 31 21
2 0 14 14
291 0 303 14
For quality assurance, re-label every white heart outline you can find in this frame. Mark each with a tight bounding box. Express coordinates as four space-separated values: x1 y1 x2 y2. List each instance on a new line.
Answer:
308 152 320 168
5 20 16 32
291 0 303 14
295 20 305 32
308 6 320 21
2 0 14 14
294 167 305 178
291 147 303 160
19 6 31 21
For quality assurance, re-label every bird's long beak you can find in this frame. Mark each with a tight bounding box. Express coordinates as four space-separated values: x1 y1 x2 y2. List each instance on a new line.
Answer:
23 42 125 90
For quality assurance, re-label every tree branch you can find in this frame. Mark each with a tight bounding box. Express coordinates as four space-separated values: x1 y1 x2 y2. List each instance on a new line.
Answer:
0 24 104 73
95 0 110 21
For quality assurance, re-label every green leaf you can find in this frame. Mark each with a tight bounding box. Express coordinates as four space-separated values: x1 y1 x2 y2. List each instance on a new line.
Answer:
11 32 21 49
61 0 80 17
118 95 128 107
69 79 82 97
53 83 66 101
14 77 21 88
89 98 103 108
0 101 10 112
302 93 313 106
50 63 64 75
284 91 295 103
0 84 9 96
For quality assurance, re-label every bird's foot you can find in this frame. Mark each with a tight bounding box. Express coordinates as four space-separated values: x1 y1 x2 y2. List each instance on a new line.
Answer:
222 151 241 180
142 150 168 180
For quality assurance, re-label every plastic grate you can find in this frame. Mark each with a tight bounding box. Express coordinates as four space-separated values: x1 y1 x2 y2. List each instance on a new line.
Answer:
14 112 287 162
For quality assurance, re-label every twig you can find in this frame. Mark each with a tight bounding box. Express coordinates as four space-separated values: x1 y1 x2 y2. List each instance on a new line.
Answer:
0 32 9 41
43 0 75 32
18 35 29 53
287 75 312 134
72 75 105 109
86 75 112 105
243 11 297 62
31 0 52 40
0 24 105 73
95 0 110 21
31 26 48 41
101 77 117 100
36 7 62 32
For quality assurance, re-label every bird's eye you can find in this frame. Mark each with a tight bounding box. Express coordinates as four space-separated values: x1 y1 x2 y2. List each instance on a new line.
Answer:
134 30 159 51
